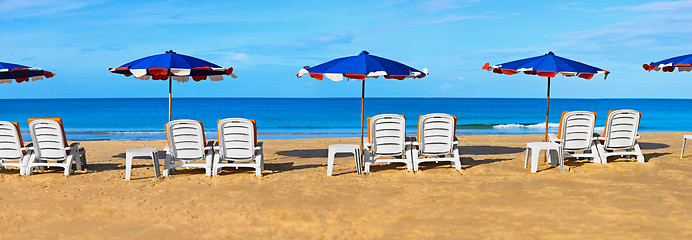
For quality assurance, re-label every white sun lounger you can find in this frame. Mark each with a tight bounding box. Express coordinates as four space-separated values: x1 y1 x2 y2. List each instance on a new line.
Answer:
548 111 601 164
595 109 644 164
212 118 264 176
0 121 32 175
363 114 413 173
163 119 214 177
412 113 461 171
26 119 85 176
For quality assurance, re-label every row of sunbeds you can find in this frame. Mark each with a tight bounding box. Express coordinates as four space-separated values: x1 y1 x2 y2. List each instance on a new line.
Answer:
549 109 644 166
0 110 644 177
166 113 463 176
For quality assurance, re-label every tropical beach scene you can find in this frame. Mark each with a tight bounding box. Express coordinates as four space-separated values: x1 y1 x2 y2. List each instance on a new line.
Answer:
2 0 692 239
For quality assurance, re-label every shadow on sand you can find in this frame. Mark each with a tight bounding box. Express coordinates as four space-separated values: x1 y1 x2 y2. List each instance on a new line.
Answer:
276 149 329 158
459 146 524 155
639 142 670 150
460 157 511 170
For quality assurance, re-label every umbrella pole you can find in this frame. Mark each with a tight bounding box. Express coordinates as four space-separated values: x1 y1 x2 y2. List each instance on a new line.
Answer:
545 77 551 141
168 75 172 122
358 79 365 175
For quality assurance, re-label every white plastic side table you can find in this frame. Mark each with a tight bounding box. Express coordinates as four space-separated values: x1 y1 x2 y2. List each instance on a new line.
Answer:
125 148 160 180
327 144 362 176
524 142 563 173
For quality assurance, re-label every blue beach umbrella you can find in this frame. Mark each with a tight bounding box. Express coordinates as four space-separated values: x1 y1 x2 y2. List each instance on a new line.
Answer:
297 50 427 170
110 50 237 122
0 62 55 84
483 51 610 140
643 53 692 72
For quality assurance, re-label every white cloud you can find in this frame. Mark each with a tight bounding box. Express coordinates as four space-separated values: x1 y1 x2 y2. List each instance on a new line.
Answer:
0 0 92 18
229 53 249 61
612 0 692 12
425 0 480 12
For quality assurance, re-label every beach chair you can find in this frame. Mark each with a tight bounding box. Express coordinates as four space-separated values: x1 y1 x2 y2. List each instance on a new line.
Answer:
548 111 601 165
363 114 413 173
212 118 264 176
0 121 32 175
26 118 86 176
163 119 214 177
411 113 461 171
595 110 644 164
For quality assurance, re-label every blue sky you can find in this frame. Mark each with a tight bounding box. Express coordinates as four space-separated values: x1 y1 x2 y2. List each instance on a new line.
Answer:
1 0 692 99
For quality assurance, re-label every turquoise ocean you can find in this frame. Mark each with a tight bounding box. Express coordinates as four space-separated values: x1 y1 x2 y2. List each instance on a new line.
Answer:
1 98 690 140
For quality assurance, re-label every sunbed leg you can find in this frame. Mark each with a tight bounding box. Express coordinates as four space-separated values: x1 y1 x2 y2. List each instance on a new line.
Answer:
635 144 645 163
596 143 607 165
64 163 72 176
363 150 371 173
452 146 461 170
74 153 82 171
405 148 413 172
559 147 565 171
163 153 171 177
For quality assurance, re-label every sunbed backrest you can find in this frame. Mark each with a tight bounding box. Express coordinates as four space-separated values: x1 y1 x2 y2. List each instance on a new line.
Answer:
418 113 456 155
29 119 68 160
559 111 596 151
218 118 256 159
369 114 406 155
0 121 23 160
604 110 640 150
166 120 206 160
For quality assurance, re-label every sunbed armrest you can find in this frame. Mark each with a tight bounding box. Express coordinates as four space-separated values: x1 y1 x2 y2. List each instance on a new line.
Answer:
65 143 80 153
255 142 264 151
547 133 559 142
22 143 34 152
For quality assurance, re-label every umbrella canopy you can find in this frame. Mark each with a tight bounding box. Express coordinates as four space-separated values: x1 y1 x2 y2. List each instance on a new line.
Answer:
298 51 427 81
0 62 55 84
483 51 609 140
643 53 692 72
109 50 236 121
297 51 427 174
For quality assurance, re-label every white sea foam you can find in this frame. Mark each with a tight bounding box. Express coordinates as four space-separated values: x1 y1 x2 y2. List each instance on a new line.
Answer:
493 122 560 129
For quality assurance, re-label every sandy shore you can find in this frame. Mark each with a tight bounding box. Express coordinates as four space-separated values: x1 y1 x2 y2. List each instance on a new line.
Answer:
1 132 691 239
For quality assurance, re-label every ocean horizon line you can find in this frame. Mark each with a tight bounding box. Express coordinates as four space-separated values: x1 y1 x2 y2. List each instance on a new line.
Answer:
3 97 692 100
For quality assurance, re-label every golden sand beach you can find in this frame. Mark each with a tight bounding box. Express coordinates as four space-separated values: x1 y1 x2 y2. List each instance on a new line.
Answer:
1 132 691 239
